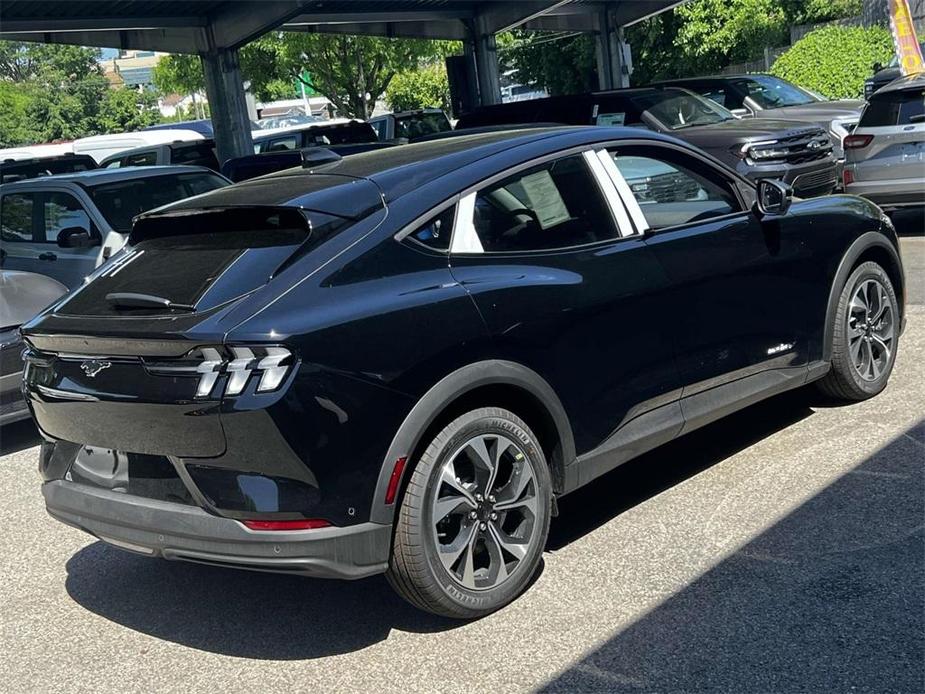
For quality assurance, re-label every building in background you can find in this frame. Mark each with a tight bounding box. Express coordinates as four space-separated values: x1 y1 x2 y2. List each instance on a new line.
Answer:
101 50 163 91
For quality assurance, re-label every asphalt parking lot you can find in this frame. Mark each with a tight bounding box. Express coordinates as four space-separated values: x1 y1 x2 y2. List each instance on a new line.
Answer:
1 232 922 694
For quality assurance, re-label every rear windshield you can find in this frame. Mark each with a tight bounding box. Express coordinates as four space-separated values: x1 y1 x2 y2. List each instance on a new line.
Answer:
1 157 97 183
60 208 349 316
88 172 228 233
860 88 925 127
307 123 378 145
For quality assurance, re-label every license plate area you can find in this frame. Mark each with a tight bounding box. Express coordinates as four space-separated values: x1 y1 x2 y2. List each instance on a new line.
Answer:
67 445 197 506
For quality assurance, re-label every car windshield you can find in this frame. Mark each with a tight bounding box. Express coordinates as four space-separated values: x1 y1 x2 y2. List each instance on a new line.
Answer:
88 172 228 233
630 90 736 130
735 75 817 108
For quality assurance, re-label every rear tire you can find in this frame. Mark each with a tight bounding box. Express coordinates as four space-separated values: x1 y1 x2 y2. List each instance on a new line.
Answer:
817 261 898 401
386 407 552 619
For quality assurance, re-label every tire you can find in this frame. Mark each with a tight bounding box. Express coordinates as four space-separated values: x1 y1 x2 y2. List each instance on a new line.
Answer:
817 261 899 401
386 407 552 619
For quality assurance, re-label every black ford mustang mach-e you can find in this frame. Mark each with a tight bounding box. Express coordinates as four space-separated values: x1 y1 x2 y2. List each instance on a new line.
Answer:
22 127 905 618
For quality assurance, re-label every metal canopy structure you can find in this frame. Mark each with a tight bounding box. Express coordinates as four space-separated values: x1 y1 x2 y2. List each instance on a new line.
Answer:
0 1 684 162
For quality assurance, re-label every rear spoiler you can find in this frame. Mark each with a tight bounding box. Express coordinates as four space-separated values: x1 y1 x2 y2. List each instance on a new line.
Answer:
130 206 312 245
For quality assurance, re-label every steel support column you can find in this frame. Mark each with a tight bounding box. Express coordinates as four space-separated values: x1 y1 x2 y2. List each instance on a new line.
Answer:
201 48 253 166
470 16 501 106
594 6 629 90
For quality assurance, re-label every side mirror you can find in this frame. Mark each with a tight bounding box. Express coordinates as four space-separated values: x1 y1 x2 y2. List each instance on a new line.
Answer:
755 179 793 217
57 227 98 248
730 108 751 118
873 62 883 73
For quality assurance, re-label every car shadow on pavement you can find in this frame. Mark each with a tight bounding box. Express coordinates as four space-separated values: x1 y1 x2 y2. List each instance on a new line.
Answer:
890 208 923 237
64 545 462 659
0 419 42 457
539 419 925 693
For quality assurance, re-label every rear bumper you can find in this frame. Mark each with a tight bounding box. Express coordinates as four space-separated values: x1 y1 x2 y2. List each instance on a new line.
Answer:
43 479 392 580
845 179 925 209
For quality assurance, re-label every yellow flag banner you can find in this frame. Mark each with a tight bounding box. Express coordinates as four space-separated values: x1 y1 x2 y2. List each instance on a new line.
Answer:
889 0 924 75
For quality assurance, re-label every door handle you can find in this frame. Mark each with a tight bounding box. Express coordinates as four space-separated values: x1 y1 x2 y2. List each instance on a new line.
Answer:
38 252 57 261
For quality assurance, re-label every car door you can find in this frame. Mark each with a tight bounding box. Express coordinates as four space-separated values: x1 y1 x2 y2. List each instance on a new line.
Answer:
39 190 102 287
601 141 812 427
446 149 683 483
0 190 45 276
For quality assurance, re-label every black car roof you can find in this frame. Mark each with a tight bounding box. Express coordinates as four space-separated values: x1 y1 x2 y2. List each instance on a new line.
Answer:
164 127 669 212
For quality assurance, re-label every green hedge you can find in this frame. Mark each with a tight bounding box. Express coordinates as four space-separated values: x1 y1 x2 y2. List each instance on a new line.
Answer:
771 25 895 99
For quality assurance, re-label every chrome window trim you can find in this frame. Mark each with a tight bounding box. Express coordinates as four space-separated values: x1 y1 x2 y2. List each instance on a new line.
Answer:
595 149 650 235
451 192 483 254
584 149 636 238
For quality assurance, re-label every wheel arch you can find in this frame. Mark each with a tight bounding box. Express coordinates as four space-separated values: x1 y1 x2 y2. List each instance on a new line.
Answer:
821 231 905 363
369 360 576 524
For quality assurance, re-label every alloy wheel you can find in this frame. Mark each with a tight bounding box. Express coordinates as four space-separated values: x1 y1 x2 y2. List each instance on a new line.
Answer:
847 278 894 382
431 433 539 591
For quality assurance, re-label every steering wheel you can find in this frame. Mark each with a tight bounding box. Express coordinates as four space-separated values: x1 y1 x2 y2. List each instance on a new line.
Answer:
508 207 541 227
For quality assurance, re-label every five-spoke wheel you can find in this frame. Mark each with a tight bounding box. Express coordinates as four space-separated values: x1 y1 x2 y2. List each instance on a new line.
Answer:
818 261 899 401
432 433 539 591
387 407 551 618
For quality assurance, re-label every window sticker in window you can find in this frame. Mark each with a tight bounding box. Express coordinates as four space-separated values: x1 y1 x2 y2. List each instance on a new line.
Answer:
595 112 626 126
517 170 571 229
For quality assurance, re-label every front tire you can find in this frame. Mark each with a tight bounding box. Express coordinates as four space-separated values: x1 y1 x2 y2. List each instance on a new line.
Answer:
817 261 899 401
386 407 552 619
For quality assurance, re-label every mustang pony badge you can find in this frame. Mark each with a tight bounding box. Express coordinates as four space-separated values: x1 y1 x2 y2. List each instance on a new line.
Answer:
80 360 112 378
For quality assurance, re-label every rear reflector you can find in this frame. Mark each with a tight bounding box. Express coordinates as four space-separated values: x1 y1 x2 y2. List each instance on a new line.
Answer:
242 519 331 531
843 134 873 149
843 169 854 185
384 456 408 505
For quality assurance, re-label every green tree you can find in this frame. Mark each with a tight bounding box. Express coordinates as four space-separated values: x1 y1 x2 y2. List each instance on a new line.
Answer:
0 80 39 146
275 33 457 118
771 25 894 99
505 31 597 96
385 63 450 112
98 87 162 133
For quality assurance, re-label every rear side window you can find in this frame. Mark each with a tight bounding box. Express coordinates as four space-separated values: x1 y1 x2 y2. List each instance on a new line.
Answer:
860 88 925 126
0 193 35 242
465 154 618 252
396 113 451 140
125 151 158 167
173 144 220 170
406 207 454 251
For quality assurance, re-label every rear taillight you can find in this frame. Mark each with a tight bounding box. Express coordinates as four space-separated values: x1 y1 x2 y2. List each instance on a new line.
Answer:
844 134 874 149
145 345 294 398
242 519 331 531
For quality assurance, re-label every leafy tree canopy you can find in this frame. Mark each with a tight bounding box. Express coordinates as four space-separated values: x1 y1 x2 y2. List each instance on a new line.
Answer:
386 62 450 113
771 24 893 99
0 41 161 146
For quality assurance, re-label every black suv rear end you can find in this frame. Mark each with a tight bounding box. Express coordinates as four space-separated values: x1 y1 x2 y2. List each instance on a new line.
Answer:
457 87 837 196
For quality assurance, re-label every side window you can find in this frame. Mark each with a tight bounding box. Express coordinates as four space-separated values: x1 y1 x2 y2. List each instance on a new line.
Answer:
104 159 122 168
407 206 454 251
125 151 158 167
466 154 619 252
267 136 298 152
0 193 36 242
608 147 742 230
43 192 94 242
